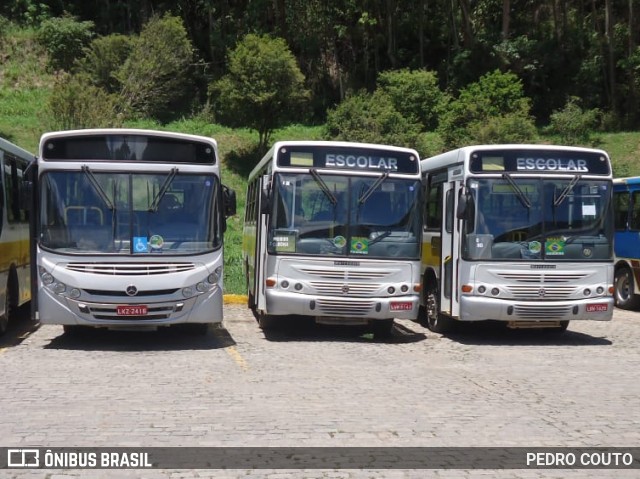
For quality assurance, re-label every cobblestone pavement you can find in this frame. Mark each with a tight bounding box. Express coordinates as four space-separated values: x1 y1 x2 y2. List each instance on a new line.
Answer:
0 303 639 478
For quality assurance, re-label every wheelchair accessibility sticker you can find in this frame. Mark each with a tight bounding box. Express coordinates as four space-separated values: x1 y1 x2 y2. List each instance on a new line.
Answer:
133 237 149 253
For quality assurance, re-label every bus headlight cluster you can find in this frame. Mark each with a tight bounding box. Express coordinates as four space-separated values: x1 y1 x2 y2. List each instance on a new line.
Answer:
39 267 81 299
274 277 304 291
182 267 222 298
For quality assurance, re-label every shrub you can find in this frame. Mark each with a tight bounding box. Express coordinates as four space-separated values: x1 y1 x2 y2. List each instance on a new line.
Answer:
377 69 449 131
546 97 601 146
438 69 536 148
211 34 309 152
76 34 132 93
324 90 421 148
116 14 195 123
35 15 94 71
47 72 123 130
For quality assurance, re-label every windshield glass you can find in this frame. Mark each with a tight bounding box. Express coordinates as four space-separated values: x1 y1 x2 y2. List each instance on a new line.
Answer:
463 178 612 261
39 171 221 254
268 173 421 259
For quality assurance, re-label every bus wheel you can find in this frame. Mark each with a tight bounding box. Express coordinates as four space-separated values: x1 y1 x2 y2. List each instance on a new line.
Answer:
425 290 453 334
0 279 16 335
614 267 640 310
258 313 276 331
547 320 570 333
371 319 394 339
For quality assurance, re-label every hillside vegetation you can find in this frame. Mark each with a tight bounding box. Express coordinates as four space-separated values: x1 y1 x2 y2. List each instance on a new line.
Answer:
2 21 640 294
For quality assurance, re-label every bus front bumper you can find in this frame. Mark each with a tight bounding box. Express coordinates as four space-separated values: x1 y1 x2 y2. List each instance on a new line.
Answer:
459 295 614 322
265 289 419 322
37 286 224 327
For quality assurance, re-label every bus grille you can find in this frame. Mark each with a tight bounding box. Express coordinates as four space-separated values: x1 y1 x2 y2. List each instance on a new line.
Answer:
299 268 390 280
513 304 573 320
87 303 175 320
311 281 380 296
66 262 195 275
497 272 589 283
316 299 374 316
506 285 576 299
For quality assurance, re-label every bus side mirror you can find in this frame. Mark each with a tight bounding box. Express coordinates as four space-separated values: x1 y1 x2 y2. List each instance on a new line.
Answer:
260 175 271 214
222 184 236 217
22 181 33 212
457 193 471 219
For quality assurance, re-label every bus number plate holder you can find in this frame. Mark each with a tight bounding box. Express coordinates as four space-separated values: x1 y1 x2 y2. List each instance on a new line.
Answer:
117 305 148 316
585 303 608 312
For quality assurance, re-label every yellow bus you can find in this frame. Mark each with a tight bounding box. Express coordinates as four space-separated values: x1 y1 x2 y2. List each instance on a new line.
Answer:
0 137 33 334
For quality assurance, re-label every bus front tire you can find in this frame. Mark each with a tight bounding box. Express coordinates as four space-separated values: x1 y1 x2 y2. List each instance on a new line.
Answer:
258 313 276 331
0 278 17 335
614 267 640 310
370 319 394 339
424 290 454 334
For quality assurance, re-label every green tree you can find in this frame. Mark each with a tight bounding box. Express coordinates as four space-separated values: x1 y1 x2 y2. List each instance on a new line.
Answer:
324 90 421 148
211 33 309 152
376 68 448 131
35 14 94 71
438 69 537 148
116 14 195 123
76 34 132 93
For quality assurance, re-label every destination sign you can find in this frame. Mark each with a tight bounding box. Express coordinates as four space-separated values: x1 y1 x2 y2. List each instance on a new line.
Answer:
469 149 610 175
277 145 419 174
42 135 216 164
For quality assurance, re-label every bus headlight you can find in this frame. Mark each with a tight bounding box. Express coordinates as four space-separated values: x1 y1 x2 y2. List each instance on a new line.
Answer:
41 272 54 285
207 267 222 285
68 288 81 299
182 287 194 298
53 283 66 294
196 282 208 293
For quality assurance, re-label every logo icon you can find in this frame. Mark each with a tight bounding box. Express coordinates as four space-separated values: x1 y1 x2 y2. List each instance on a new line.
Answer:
7 449 39 468
538 288 546 297
126 285 138 297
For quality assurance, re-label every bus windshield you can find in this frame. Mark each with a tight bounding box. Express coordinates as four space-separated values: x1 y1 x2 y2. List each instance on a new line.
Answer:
465 177 612 261
268 172 421 259
39 170 221 254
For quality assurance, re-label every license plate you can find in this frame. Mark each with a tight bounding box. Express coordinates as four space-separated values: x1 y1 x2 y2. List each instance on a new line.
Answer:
390 301 413 312
117 305 148 316
586 303 608 312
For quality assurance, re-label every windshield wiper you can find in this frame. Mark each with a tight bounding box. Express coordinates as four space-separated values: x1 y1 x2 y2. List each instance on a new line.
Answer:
310 168 337 206
502 173 531 209
554 175 581 206
358 171 390 205
149 167 178 212
81 165 114 210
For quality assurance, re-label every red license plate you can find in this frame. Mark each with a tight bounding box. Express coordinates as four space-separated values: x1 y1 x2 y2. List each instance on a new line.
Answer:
586 303 608 312
117 305 148 316
390 301 413 312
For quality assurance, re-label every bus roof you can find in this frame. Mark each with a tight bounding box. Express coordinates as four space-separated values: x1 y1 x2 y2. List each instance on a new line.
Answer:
40 128 217 146
613 176 640 185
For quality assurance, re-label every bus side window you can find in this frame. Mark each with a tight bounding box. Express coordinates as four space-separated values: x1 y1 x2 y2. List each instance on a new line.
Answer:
613 190 629 230
631 191 640 230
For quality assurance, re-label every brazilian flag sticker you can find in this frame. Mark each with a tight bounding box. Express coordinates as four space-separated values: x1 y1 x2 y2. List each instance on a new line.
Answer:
545 238 566 256
350 237 369 255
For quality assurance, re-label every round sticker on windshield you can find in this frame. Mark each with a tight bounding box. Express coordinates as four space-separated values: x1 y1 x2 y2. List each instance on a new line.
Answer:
333 235 346 248
149 235 164 249
529 241 541 253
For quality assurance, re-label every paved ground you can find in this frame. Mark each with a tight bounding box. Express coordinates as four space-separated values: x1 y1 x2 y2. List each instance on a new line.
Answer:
0 302 638 478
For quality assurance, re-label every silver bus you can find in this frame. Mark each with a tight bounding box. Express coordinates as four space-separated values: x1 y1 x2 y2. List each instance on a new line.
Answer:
27 129 236 334
243 141 422 336
421 144 614 333
0 137 33 334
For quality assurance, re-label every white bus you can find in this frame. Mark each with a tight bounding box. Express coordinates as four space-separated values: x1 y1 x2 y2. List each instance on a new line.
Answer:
420 144 614 333
27 129 236 334
243 141 422 336
0 137 33 334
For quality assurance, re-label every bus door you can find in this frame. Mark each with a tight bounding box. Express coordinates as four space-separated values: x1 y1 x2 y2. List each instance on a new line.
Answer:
253 174 271 312
440 166 464 318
